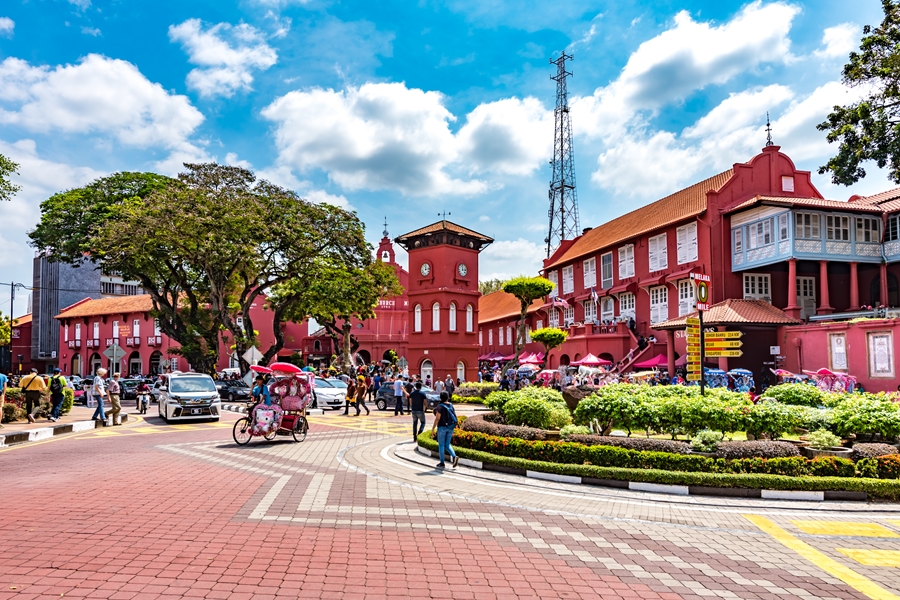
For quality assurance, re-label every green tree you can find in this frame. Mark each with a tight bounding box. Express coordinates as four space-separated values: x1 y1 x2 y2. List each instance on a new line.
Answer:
531 327 569 367
0 311 15 347
817 1 900 184
502 276 555 366
0 154 22 202
479 278 507 296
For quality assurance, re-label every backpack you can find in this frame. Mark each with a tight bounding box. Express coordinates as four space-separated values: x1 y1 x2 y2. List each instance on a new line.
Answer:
50 376 64 395
439 403 458 428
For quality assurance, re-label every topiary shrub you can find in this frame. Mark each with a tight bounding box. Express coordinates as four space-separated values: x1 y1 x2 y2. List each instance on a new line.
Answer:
851 443 899 461
459 413 547 440
2 403 24 423
809 456 856 478
714 441 800 459
877 454 900 479
559 425 591 439
807 429 842 450
505 396 568 429
762 383 826 407
61 388 75 414
745 401 802 440
564 434 691 454
455 382 500 399
484 391 516 414
691 431 721 453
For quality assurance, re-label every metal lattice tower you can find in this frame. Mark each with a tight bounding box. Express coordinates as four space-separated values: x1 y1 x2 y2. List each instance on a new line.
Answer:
546 51 580 258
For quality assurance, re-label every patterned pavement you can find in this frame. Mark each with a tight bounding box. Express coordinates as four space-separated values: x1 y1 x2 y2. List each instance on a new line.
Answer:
1 408 899 599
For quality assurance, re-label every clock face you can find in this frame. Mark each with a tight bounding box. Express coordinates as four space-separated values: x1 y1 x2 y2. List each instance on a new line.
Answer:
420 262 431 276
457 263 468 277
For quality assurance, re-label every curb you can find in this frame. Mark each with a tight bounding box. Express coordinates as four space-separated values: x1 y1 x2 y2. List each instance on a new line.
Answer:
0 414 131 448
414 446 867 502
221 403 324 416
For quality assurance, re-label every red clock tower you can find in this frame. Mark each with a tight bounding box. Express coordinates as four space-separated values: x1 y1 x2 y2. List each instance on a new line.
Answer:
395 220 493 383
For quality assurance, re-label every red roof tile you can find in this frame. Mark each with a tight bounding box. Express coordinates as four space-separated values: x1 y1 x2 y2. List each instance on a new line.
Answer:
726 195 883 214
395 220 493 243
478 290 544 324
545 170 733 269
14 314 32 325
854 187 900 213
56 294 153 319
652 299 800 330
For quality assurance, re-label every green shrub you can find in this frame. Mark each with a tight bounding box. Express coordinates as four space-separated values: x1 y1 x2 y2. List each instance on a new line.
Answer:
714 441 800 459
454 382 500 399
746 401 801 440
809 456 856 478
796 406 833 432
878 454 900 479
762 383 826 407
856 458 879 478
691 430 720 453
61 388 74 414
807 429 842 450
559 425 591 439
2 403 24 423
484 391 516 413
547 404 572 429
505 396 561 429
4 388 23 407
565 434 691 454
459 413 546 440
831 396 900 441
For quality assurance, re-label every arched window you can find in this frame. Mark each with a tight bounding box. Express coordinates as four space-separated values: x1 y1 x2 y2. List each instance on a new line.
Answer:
456 360 466 382
381 250 390 261
449 303 457 331
414 304 422 332
466 304 474 332
432 302 441 331
314 340 321 352
421 359 433 382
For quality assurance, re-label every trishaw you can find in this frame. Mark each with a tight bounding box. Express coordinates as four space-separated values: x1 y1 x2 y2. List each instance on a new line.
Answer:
803 368 857 393
728 368 755 392
232 363 312 445
704 368 729 388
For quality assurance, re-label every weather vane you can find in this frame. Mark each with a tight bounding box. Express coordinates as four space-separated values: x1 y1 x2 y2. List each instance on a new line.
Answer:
382 216 389 238
438 211 451 220
765 112 774 147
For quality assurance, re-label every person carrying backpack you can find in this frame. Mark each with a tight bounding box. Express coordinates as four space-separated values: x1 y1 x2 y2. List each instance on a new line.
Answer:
431 391 459 469
48 368 66 422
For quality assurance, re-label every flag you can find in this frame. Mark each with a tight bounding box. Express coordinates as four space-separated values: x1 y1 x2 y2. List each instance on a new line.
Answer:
590 287 599 304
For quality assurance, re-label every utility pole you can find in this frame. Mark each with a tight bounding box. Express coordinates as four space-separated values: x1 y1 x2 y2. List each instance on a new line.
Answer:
546 51 580 258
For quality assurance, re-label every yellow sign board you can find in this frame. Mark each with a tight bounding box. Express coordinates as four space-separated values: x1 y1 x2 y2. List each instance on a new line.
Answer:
704 340 744 349
703 331 743 339
703 350 743 358
685 317 700 326
686 374 702 381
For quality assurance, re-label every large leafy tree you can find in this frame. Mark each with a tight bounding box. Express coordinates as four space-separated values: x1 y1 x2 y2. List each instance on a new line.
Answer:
0 154 21 202
479 278 507 296
502 276 555 366
818 0 900 184
530 327 568 368
0 311 15 347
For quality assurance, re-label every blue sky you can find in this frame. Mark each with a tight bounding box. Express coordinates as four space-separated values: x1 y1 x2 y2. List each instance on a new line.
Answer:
0 0 891 317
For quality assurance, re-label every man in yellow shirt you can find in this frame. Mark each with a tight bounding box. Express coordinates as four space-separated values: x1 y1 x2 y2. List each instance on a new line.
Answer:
20 368 46 424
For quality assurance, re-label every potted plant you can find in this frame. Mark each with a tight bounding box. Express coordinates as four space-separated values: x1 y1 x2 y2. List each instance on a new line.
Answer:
801 429 851 459
690 430 720 457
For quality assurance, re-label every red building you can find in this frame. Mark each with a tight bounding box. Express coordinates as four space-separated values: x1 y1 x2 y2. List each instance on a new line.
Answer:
10 314 35 375
394 220 492 383
477 144 900 392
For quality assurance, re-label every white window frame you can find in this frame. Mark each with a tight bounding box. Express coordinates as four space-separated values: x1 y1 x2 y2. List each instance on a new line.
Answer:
734 228 743 254
856 216 880 243
677 279 695 316
547 271 558 295
583 300 596 323
649 286 668 325
749 219 772 249
648 233 667 272
479 330 483 345
449 302 457 331
618 244 635 279
797 276 817 320
600 253 613 289
154 319 161 336
619 292 635 321
535 319 543 330
499 326 504 346
676 222 698 265
563 305 575 326
600 297 615 323
562 265 574 294
743 274 771 302
414 304 422 332
488 329 493 345
93 322 99 339
826 215 850 241
781 175 794 192
432 303 440 332
525 325 532 343
506 325 513 344
795 212 820 239
549 308 559 328
75 323 81 340
466 304 474 332
779 213 789 241
583 257 596 289
887 215 900 242
112 320 119 338
133 319 140 337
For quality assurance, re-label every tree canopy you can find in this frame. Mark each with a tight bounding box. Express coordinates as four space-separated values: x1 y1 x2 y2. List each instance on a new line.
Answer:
817 0 900 184
0 311 15 347
0 153 22 202
502 276 555 366
479 278 507 296
530 327 568 365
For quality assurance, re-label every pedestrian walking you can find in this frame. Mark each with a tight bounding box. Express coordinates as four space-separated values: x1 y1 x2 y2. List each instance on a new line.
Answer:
431 391 458 469
20 368 46 424
393 376 408 416
91 369 109 426
444 375 455 396
0 370 7 429
48 368 66 422
344 377 357 416
107 373 123 426
433 379 444 395
354 375 370 416
409 381 428 442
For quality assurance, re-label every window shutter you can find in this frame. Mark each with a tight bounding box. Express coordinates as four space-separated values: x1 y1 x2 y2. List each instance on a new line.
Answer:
657 234 667 269
676 226 686 264
687 223 698 262
618 247 627 279
648 237 658 271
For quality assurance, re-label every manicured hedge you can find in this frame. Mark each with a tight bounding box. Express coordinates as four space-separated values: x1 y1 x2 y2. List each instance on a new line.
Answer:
454 382 499 399
416 433 900 501
459 413 547 440
714 441 800 459
851 443 899 461
564 434 691 455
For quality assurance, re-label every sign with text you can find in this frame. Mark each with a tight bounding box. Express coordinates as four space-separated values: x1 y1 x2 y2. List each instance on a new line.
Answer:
690 273 711 311
703 350 743 358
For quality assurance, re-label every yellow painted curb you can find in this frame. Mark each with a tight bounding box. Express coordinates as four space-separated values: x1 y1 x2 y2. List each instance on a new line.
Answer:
837 549 900 567
791 520 900 538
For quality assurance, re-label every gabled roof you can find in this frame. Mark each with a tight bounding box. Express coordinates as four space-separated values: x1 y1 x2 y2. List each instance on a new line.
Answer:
13 314 32 325
395 220 493 243
56 294 153 319
652 299 801 330
853 187 900 213
478 290 544 324
545 169 733 269
726 195 883 215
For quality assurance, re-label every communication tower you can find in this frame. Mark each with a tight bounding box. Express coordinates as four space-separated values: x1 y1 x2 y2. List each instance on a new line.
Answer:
546 51 580 257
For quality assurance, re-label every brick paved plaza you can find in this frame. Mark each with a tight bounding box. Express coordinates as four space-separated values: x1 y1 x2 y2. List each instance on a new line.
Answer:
2 408 900 599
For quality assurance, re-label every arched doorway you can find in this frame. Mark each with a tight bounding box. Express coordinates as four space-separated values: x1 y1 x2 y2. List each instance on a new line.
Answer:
456 360 466 382
71 355 82 377
149 351 163 375
599 352 614 364
559 354 571 366
128 351 142 376
870 273 900 306
420 359 433 383
573 353 582 362
549 355 557 369
89 353 102 375
357 349 371 365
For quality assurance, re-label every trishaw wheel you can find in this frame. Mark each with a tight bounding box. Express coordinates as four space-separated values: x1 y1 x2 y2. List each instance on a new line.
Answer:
233 417 252 446
264 430 277 441
292 416 307 442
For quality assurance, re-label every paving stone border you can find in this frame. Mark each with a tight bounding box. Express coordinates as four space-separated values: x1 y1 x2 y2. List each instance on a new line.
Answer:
414 445 869 502
0 414 130 448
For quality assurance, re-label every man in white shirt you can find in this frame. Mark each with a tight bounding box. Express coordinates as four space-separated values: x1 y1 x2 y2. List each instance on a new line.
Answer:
392 376 408 416
91 368 109 426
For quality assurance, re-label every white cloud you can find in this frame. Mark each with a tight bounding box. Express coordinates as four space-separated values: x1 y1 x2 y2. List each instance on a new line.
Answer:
0 17 14 37
169 19 277 98
81 26 101 36
573 1 800 140
480 239 545 281
304 189 351 209
224 151 252 168
0 54 205 156
68 0 91 9
814 23 860 59
479 215 490 222
262 83 554 196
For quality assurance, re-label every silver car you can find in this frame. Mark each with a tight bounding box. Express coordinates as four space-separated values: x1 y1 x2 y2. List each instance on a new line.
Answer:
312 377 348 410
157 373 221 422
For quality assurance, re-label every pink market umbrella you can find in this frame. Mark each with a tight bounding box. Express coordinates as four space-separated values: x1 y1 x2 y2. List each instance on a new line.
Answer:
520 353 543 365
571 353 612 367
250 365 273 374
269 362 303 374
633 354 668 369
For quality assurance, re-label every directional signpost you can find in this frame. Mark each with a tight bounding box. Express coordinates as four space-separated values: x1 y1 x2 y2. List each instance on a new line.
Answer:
686 273 744 393
103 343 124 373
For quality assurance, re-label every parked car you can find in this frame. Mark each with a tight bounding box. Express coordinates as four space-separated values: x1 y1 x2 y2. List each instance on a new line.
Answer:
151 380 164 403
374 384 440 411
120 379 140 401
216 380 252 402
311 377 347 410
157 373 221 422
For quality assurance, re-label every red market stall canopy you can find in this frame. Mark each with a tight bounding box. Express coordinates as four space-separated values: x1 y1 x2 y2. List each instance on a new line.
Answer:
250 365 273 374
633 354 668 369
571 353 612 366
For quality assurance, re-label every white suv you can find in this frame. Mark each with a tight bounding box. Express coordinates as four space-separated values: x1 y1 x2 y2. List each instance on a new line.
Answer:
157 373 221 422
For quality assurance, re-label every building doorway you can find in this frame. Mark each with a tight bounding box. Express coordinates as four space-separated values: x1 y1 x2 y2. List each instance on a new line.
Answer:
797 276 816 320
456 360 466 383
870 273 900 307
357 349 371 365
420 359 433 383
149 351 163 375
128 351 142 376
71 355 82 377
89 353 102 375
